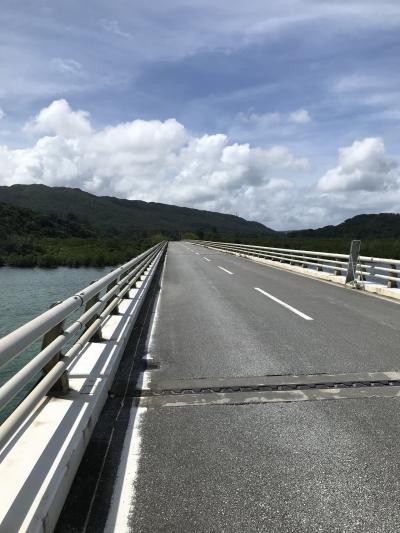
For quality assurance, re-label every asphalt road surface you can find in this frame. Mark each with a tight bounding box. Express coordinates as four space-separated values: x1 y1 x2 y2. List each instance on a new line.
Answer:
56 241 400 533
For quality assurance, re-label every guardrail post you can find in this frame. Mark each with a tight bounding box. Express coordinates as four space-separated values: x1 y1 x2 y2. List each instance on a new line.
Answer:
358 265 367 282
121 267 135 297
84 291 102 341
106 278 117 296
316 256 323 271
42 301 69 394
105 278 120 315
388 264 398 288
369 262 375 280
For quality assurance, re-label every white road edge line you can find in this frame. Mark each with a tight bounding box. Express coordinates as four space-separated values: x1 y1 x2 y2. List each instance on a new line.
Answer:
203 257 211 262
254 287 313 321
104 254 167 532
218 266 234 275
104 404 147 533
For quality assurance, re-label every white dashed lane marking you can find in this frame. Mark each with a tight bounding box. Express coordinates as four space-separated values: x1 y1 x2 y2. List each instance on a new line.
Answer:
217 266 234 275
254 287 313 321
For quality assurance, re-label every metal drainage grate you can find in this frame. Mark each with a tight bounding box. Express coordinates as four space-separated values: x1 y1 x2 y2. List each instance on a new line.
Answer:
138 379 400 397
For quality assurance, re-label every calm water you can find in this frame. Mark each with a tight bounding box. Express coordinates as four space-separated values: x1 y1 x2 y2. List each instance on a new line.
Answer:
0 266 111 421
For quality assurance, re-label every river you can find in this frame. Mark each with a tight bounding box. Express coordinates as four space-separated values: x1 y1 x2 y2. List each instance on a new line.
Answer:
0 266 111 421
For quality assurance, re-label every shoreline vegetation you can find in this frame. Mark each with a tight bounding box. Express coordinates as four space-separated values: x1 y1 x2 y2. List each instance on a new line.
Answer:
0 235 166 268
0 203 166 268
3 227 400 269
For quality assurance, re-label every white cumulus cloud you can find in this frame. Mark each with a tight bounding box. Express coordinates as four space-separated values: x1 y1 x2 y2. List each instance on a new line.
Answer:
0 99 309 228
9 101 400 231
24 99 92 137
317 138 399 192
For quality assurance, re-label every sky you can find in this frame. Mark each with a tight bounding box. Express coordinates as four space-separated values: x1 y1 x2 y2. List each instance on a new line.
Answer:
0 0 400 230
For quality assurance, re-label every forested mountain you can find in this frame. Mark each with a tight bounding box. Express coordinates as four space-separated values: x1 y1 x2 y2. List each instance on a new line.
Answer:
0 184 272 236
0 183 272 267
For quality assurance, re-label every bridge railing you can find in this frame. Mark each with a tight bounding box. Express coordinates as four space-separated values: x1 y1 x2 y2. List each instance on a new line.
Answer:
0 241 166 449
192 241 399 288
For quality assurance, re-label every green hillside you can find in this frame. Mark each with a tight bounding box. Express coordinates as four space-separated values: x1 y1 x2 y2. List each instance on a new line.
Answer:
0 184 272 236
288 213 400 239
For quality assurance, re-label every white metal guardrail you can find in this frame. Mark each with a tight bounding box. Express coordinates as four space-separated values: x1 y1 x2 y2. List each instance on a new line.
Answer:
0 241 167 450
192 241 399 288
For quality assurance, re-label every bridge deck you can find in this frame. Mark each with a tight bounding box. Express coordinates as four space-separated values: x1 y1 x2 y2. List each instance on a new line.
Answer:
56 242 400 532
